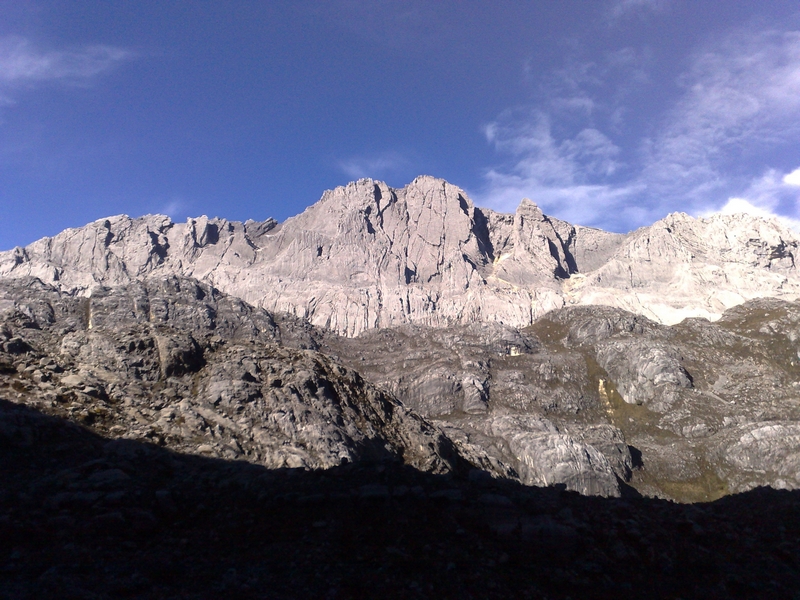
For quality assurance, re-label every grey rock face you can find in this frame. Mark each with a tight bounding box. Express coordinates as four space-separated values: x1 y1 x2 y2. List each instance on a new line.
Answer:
4 274 800 500
568 211 800 324
484 414 621 496
594 340 693 412
327 297 800 500
6 176 799 337
326 321 632 497
720 422 800 491
0 277 462 475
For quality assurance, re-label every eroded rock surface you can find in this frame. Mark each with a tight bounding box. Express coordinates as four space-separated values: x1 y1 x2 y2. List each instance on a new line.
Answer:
0 277 463 476
2 175 800 502
327 299 800 500
326 321 631 497
5 274 800 500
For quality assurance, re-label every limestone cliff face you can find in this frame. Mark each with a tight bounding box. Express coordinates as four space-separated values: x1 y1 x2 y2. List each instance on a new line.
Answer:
571 211 800 323
2 175 800 335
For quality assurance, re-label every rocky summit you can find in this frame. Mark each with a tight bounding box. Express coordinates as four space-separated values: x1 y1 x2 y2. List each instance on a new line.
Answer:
2 176 800 598
3 175 800 336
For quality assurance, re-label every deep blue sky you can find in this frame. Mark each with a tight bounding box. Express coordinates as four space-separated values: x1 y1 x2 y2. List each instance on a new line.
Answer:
2 1 800 250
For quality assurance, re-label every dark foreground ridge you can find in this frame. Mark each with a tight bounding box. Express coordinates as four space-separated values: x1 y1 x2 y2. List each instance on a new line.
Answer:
2 399 798 600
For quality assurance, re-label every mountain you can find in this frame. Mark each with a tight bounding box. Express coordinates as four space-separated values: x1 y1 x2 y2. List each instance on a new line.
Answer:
2 175 800 499
3 175 799 336
3 176 800 595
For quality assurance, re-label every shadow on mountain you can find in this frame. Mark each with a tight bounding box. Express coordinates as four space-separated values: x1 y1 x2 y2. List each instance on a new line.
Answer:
1 398 798 600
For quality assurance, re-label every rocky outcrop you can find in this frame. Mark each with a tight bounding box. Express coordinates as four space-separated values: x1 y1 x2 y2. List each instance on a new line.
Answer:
484 414 622 496
326 321 632 497
4 273 800 500
327 297 800 500
0 277 464 476
569 211 800 324
4 176 800 336
4 396 799 598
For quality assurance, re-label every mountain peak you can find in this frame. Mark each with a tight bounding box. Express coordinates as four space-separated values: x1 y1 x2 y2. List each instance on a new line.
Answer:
2 176 800 335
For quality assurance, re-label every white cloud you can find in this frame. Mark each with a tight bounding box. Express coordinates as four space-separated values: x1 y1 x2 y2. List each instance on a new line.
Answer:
483 111 622 183
784 167 800 187
480 27 800 232
739 169 799 206
702 166 800 232
478 110 640 227
338 152 410 180
0 36 130 84
0 36 130 122
644 30 800 212
482 169 640 227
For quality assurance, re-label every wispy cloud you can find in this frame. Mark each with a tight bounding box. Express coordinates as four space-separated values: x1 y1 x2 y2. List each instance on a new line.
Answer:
642 30 800 215
0 36 131 105
609 0 667 20
480 109 642 228
484 111 623 182
157 199 188 219
479 27 800 232
338 152 410 180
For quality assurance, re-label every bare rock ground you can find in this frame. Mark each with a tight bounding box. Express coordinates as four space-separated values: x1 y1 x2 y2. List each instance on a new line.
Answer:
328 299 800 502
0 276 467 476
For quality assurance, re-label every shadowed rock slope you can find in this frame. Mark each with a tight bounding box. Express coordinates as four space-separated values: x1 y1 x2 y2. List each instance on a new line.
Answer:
3 176 800 336
4 178 800 596
4 275 800 501
2 398 799 599
0 277 465 477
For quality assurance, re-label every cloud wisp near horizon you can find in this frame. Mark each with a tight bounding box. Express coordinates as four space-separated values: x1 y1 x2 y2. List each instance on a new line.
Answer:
478 26 800 232
337 152 412 181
